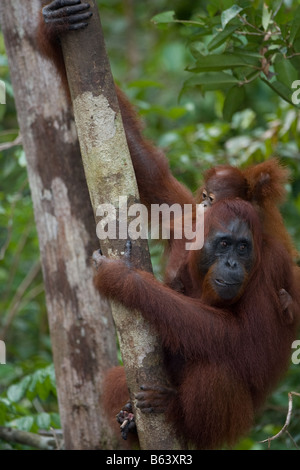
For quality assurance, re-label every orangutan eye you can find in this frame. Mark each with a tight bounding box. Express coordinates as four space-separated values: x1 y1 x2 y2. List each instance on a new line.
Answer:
202 191 207 200
209 195 215 203
238 243 248 253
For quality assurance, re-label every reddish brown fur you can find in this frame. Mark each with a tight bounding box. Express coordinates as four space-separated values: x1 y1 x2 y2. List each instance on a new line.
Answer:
199 160 298 260
95 200 300 449
38 10 300 449
244 158 289 205
102 366 138 449
199 165 248 201
245 159 299 260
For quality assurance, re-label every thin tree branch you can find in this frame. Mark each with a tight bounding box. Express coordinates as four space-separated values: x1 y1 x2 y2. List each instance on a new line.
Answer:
260 392 300 447
0 134 22 151
1 260 41 338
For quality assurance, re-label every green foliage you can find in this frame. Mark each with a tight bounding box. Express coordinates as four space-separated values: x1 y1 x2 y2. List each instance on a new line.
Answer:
153 0 300 114
0 0 299 450
0 365 59 449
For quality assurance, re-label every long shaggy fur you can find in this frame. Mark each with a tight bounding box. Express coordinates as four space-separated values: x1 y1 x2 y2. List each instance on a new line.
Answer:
95 200 300 449
38 9 300 449
199 159 297 260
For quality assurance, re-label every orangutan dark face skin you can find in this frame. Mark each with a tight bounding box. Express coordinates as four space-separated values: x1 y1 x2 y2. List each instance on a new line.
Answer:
198 219 254 300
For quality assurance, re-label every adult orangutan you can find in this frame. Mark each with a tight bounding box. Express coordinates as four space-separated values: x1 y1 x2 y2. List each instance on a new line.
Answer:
93 199 299 449
38 0 300 449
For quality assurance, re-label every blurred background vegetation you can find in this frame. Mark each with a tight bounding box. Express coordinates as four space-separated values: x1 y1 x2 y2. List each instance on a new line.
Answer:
0 0 299 449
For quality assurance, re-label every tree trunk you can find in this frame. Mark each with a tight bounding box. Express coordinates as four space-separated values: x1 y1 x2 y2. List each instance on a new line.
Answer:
0 0 119 450
60 2 180 450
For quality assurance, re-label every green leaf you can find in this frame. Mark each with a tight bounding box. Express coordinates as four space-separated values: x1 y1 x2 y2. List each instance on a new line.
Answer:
10 416 35 432
50 413 61 429
37 376 51 401
290 6 300 44
262 78 294 105
189 41 208 58
223 85 246 121
221 5 243 29
151 11 175 24
7 376 31 403
185 72 239 86
274 54 298 88
36 412 51 430
188 53 259 72
262 3 272 31
294 37 300 53
208 24 240 51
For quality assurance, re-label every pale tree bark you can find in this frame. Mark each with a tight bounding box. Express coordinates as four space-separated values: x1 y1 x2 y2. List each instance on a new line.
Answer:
60 1 181 450
0 0 119 450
